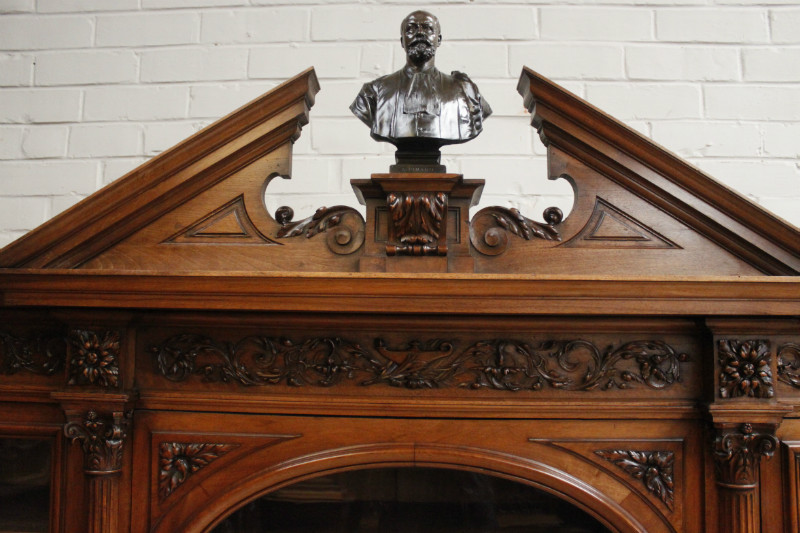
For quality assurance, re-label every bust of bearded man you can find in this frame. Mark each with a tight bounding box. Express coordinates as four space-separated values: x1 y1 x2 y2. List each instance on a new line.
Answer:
350 10 492 172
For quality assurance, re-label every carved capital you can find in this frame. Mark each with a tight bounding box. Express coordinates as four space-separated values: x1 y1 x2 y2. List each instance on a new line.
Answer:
717 339 773 399
713 423 778 488
386 191 447 256
64 410 130 474
67 329 120 388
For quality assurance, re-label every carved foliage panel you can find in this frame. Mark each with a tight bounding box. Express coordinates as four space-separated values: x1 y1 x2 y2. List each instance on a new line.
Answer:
141 328 697 397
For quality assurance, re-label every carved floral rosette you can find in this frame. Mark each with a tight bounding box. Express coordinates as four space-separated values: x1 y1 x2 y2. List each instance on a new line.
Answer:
151 335 689 393
717 339 773 399
595 449 674 510
68 329 121 388
64 410 130 474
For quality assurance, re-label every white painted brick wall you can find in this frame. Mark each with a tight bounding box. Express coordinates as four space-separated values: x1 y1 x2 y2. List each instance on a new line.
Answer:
0 0 798 251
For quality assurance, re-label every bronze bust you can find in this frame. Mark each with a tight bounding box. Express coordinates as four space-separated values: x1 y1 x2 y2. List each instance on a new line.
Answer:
350 10 492 172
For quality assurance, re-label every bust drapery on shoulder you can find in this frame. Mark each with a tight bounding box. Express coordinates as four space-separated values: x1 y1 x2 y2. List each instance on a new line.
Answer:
349 10 492 149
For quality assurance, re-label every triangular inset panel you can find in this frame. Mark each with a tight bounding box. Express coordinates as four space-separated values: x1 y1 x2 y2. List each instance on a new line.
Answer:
167 196 276 245
566 198 680 249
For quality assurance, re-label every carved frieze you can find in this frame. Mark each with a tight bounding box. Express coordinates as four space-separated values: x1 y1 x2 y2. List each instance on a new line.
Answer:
595 449 674 510
158 442 238 501
276 205 365 255
713 423 778 488
151 335 689 392
64 410 130 474
0 330 65 376
385 192 447 256
469 205 561 256
67 329 121 388
717 339 773 399
777 343 800 388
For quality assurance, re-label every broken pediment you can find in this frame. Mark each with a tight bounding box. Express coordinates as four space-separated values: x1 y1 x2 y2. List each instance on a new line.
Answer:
0 66 798 276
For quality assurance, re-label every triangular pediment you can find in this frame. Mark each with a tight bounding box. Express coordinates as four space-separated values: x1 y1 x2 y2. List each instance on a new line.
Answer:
0 66 797 276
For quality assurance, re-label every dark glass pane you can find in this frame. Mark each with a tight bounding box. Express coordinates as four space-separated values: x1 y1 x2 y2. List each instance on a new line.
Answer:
0 438 51 533
213 467 610 533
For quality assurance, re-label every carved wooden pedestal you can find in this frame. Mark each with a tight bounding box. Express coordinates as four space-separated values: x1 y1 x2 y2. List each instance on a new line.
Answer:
352 173 483 272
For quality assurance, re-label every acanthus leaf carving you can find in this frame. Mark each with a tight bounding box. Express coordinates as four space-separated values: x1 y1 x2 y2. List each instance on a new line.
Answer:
385 192 447 256
150 335 689 393
67 329 121 388
276 205 365 255
64 410 131 474
777 342 800 388
717 339 773 399
469 205 562 256
713 423 778 487
595 449 674 510
0 330 65 376
158 442 238 501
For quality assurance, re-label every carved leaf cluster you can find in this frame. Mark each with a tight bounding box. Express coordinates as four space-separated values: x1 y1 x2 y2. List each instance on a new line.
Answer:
0 331 65 376
777 343 800 388
276 205 360 239
595 449 674 510
387 192 447 245
718 339 773 399
68 329 120 388
151 335 689 393
490 206 561 241
158 443 236 501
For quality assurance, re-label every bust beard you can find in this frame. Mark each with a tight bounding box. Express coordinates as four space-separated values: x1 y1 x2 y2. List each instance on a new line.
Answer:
407 42 435 63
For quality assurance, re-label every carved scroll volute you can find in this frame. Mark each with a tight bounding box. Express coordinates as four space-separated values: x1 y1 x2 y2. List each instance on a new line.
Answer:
469 205 562 256
63 409 131 533
712 422 779 533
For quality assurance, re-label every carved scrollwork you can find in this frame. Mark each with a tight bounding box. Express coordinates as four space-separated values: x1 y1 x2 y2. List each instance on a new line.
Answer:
713 423 778 487
717 339 773 399
465 340 688 392
151 335 689 393
469 206 562 256
777 343 800 388
0 331 65 376
386 192 447 256
158 442 237 501
595 449 674 510
275 205 365 255
67 329 120 388
64 410 131 474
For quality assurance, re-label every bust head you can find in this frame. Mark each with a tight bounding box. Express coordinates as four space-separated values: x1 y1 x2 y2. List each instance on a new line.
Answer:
400 11 442 67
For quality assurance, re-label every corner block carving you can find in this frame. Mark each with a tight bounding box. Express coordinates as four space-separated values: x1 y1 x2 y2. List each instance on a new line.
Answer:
717 339 773 399
713 423 778 488
158 442 238 501
151 335 689 392
68 329 121 388
276 205 365 255
0 330 65 376
469 205 562 256
777 343 800 388
595 449 674 510
386 191 447 256
64 410 131 474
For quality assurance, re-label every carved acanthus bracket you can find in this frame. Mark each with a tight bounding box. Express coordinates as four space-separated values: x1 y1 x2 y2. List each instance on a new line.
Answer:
386 192 447 256
150 334 689 393
158 442 238 501
713 423 778 488
595 449 674 510
777 342 800 388
469 205 562 256
0 330 65 376
717 339 774 399
67 329 121 388
275 205 365 255
64 410 131 474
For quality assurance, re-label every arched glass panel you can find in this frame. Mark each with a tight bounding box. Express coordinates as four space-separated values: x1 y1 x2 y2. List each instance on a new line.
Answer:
212 467 611 532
